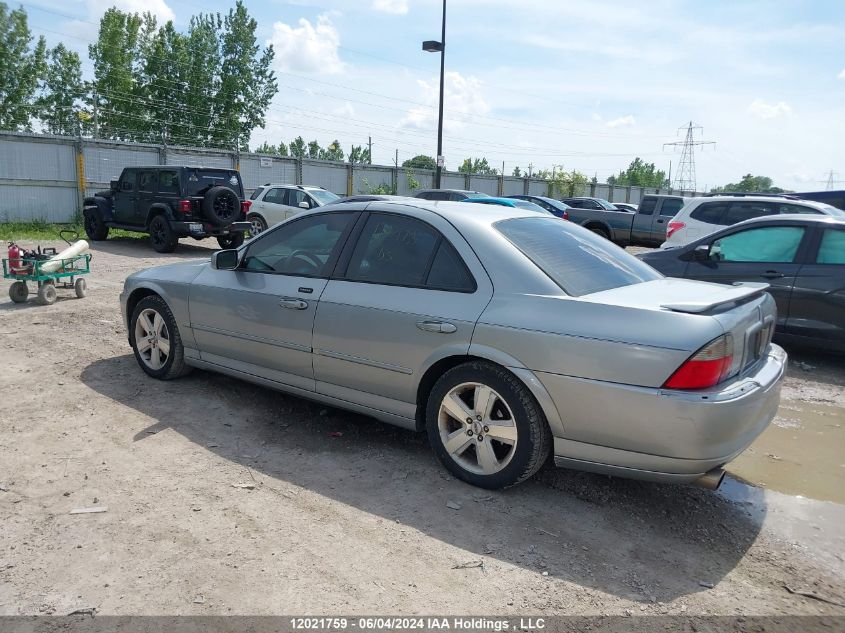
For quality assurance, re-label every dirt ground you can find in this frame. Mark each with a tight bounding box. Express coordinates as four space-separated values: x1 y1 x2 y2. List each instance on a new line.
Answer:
0 236 843 617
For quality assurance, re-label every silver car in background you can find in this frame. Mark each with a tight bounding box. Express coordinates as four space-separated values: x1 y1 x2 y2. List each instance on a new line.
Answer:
120 200 786 490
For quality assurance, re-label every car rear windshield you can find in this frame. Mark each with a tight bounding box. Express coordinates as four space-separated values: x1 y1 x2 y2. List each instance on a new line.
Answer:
496 217 662 296
186 170 242 196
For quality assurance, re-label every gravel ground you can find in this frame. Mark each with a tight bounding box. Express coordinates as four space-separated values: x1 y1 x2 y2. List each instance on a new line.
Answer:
0 236 843 618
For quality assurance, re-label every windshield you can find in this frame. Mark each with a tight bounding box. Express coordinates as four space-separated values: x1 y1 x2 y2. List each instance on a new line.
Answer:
496 217 662 296
308 189 341 205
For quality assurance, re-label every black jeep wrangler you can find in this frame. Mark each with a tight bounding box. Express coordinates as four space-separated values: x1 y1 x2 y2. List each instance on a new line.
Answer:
83 166 251 253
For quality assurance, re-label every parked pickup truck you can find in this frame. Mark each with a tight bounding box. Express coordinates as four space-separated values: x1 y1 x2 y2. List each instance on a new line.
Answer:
564 195 687 247
83 166 251 253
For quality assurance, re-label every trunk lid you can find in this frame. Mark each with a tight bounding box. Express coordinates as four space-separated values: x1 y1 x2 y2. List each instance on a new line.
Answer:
582 278 777 379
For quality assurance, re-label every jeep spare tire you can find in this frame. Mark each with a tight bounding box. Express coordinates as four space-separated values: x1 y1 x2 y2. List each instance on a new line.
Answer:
202 186 240 226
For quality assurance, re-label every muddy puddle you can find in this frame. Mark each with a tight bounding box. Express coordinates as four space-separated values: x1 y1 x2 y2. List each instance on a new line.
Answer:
727 399 845 503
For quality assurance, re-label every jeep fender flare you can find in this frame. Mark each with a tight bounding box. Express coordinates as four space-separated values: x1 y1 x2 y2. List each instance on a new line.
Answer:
144 204 174 229
83 196 113 222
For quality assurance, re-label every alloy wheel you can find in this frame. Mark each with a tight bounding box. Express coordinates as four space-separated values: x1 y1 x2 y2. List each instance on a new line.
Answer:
134 307 171 370
437 382 518 475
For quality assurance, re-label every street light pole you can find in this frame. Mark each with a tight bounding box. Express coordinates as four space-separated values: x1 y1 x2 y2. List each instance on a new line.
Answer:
423 0 446 189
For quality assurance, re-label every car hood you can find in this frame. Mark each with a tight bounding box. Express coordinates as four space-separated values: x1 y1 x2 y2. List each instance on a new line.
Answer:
127 259 209 284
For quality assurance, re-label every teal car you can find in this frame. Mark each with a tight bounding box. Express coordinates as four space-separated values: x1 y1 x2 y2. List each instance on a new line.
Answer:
462 196 554 215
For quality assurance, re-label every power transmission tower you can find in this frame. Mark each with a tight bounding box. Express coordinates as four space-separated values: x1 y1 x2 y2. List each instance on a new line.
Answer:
821 170 842 190
663 121 715 192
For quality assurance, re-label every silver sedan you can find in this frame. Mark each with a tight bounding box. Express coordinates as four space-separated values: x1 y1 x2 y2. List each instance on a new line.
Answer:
120 200 786 490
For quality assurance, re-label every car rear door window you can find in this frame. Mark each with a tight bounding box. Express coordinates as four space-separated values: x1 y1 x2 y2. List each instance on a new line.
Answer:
242 212 356 276
711 226 805 263
288 189 311 209
659 198 684 217
816 229 845 264
158 171 178 194
425 241 476 292
723 201 775 225
343 214 440 287
774 203 822 215
690 202 726 224
263 188 287 205
637 198 657 215
496 217 661 296
138 171 156 192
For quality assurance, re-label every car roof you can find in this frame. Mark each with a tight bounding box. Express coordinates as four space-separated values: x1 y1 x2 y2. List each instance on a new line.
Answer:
258 183 326 189
415 188 486 195
689 195 831 209
126 165 236 171
734 214 845 228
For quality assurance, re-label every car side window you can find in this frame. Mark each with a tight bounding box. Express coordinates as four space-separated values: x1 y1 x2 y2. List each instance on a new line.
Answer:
344 214 446 288
249 188 263 201
816 229 845 264
775 203 822 215
637 198 657 216
158 171 178 194
138 171 156 193
723 201 774 225
263 188 287 205
690 202 727 224
660 198 684 217
426 241 476 291
241 212 356 276
288 189 310 209
120 172 136 191
710 227 805 263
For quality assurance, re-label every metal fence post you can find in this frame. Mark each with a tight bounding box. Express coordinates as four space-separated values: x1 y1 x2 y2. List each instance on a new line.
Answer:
347 162 353 196
296 159 302 185
626 186 631 203
497 174 504 196
74 137 86 215
392 165 399 195
464 172 471 190
523 176 529 195
158 141 167 166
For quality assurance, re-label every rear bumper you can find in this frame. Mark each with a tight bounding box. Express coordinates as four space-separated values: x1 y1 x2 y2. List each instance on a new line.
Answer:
541 344 786 483
171 221 250 237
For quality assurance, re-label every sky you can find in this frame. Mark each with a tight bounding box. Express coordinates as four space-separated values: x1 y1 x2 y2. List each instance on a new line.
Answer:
20 0 845 190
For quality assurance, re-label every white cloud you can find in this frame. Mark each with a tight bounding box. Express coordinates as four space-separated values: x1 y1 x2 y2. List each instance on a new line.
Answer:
372 0 409 15
402 71 490 131
747 99 792 119
332 102 356 118
269 14 344 75
838 69 845 79
87 0 174 24
605 115 635 128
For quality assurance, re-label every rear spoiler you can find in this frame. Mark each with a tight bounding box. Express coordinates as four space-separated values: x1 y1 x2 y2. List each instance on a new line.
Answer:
661 282 769 314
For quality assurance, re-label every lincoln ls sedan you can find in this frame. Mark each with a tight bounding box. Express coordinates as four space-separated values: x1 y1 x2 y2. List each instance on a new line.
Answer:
121 200 786 490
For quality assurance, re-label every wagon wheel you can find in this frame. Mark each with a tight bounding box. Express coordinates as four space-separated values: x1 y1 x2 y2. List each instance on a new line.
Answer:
36 281 57 306
8 281 29 304
74 277 88 298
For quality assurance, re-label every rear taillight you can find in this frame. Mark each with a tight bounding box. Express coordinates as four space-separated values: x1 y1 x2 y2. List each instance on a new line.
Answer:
663 334 733 390
562 211 569 221
178 200 191 214
241 200 252 214
667 220 685 238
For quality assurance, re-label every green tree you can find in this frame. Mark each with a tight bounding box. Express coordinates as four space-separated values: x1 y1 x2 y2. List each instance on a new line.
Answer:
402 154 436 170
549 169 589 197
511 166 522 177
289 136 306 159
607 157 667 188
36 43 84 136
458 157 497 175
711 174 785 194
212 1 277 148
180 13 223 146
0 3 47 131
349 145 371 164
306 139 322 159
320 139 344 161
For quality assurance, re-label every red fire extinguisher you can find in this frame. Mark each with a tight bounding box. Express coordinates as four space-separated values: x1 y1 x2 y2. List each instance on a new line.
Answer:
7 242 22 273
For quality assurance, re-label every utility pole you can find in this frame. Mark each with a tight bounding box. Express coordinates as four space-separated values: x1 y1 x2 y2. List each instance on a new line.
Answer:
367 136 373 164
663 121 715 192
395 149 399 168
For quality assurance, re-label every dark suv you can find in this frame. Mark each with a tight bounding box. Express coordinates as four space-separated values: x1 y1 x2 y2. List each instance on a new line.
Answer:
83 166 251 252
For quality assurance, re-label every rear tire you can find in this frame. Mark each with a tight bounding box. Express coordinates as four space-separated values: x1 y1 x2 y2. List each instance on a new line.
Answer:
83 208 109 241
247 214 267 238
426 361 551 489
129 295 192 380
36 282 57 306
9 281 28 303
149 215 178 253
587 225 610 240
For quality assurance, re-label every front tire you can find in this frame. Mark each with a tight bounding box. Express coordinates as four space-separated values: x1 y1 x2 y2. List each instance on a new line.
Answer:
83 208 109 241
9 281 28 303
129 295 191 380
36 282 57 306
74 277 88 298
247 214 267 238
149 215 178 253
426 361 551 489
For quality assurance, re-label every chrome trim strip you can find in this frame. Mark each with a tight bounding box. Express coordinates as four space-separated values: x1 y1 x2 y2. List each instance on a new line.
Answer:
190 322 311 353
314 348 414 375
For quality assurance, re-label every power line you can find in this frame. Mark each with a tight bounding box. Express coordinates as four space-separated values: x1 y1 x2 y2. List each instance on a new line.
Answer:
663 121 715 192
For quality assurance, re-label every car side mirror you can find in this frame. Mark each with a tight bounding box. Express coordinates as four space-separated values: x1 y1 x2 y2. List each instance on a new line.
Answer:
298 200 310 209
211 249 239 270
692 244 710 261
110 180 119 190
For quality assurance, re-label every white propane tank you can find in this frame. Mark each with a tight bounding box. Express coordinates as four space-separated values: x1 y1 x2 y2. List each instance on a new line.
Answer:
40 240 89 274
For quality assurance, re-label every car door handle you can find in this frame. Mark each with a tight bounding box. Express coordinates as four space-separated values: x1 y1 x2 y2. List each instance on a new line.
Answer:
279 297 309 310
416 320 457 334
762 271 784 279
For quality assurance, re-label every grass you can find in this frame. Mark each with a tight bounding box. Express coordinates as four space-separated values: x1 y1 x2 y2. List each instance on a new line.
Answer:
0 221 138 243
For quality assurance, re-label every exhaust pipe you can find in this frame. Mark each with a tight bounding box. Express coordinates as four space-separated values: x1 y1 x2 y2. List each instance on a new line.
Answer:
692 468 725 491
